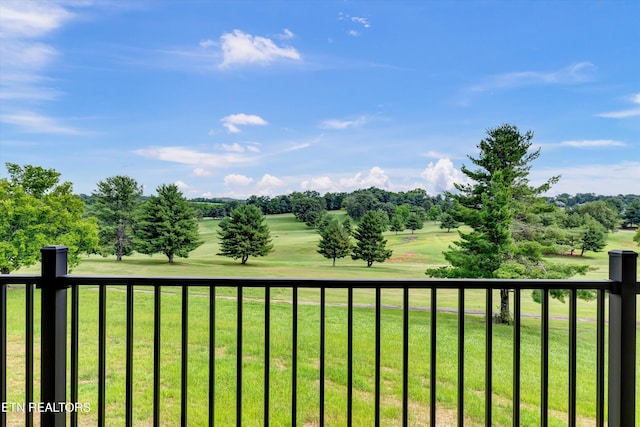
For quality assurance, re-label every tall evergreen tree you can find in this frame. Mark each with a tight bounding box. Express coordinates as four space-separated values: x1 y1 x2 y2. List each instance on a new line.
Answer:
352 211 392 267
217 204 273 264
91 175 143 261
135 184 203 263
317 217 352 266
425 124 580 323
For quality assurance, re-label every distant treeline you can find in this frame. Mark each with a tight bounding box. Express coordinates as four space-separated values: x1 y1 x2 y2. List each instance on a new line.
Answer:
177 189 640 229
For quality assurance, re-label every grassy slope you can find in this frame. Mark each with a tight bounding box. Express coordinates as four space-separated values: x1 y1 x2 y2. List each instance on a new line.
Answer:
6 212 639 425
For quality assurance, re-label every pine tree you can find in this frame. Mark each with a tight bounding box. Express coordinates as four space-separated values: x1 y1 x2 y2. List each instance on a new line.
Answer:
217 204 273 264
406 212 424 234
317 217 352 266
352 211 392 267
135 184 202 263
426 124 563 323
389 214 405 234
439 212 459 232
91 175 142 261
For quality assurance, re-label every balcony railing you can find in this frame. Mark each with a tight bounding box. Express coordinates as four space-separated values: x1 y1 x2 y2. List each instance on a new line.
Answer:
1 246 637 426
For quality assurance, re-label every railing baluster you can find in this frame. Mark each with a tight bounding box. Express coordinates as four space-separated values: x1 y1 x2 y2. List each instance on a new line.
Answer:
209 285 215 427
181 286 188 427
70 284 78 427
153 284 161 427
237 285 243 427
541 288 549 427
375 287 381 427
430 288 436 425
347 286 353 426
569 289 577 426
596 289 605 427
485 288 492 427
126 284 134 427
292 286 297 426
264 285 270 427
0 283 5 427
513 288 521 426
320 287 325 427
458 288 465 425
26 284 34 427
98 284 106 427
402 287 409 427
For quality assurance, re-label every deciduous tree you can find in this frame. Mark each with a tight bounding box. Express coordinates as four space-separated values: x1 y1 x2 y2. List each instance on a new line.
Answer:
135 184 203 263
0 163 98 273
217 204 273 264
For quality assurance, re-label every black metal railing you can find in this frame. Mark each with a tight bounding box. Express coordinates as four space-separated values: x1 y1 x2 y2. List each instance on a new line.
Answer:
1 247 638 426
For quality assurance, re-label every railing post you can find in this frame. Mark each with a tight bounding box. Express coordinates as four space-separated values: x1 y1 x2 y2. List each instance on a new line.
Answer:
38 246 69 427
607 249 637 427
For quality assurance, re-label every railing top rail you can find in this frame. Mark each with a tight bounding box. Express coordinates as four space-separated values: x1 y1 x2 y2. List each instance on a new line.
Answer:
0 273 621 291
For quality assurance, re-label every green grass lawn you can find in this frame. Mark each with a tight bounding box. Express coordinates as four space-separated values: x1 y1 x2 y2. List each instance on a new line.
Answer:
5 213 639 425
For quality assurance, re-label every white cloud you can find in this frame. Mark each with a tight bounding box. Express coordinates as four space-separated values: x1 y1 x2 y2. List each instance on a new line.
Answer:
192 168 212 177
351 17 371 28
471 62 596 92
135 146 256 167
595 93 640 119
217 29 301 69
219 142 245 152
224 174 253 186
420 158 467 194
560 139 627 148
1 111 84 135
0 1 74 39
320 116 367 130
256 174 286 195
278 28 294 40
348 30 359 37
535 161 640 196
175 180 190 190
221 113 268 133
247 145 261 153
341 166 392 190
300 176 335 192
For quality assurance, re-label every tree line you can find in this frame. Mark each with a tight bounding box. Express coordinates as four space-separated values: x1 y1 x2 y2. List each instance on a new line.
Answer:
2 123 639 281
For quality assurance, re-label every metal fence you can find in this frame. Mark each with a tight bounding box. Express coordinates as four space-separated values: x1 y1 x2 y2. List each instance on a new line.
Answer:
1 246 637 426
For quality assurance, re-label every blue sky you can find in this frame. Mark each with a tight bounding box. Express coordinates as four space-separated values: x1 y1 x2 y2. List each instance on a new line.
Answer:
1 1 638 199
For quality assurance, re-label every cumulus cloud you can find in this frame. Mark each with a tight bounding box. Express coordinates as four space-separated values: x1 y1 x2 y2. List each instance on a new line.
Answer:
595 93 640 119
216 29 301 69
320 116 367 130
192 168 212 177
299 167 393 193
221 113 268 133
175 180 190 190
224 174 253 186
256 174 286 195
420 158 467 194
